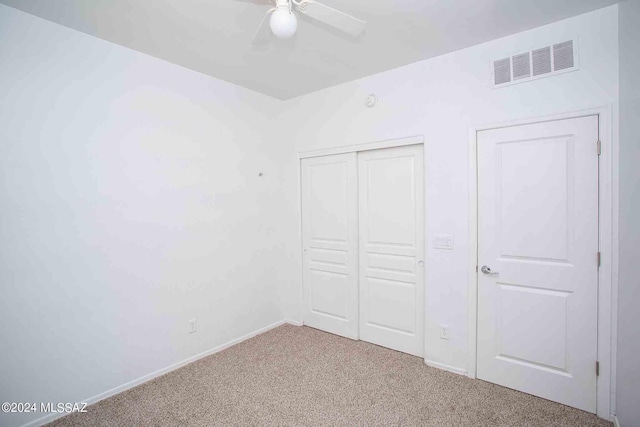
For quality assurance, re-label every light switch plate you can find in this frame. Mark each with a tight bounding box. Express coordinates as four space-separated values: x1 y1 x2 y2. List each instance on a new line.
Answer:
434 234 454 250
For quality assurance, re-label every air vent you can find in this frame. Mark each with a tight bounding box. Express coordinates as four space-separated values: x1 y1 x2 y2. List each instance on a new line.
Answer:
532 46 552 76
553 40 575 71
492 39 578 88
494 58 511 85
512 53 531 80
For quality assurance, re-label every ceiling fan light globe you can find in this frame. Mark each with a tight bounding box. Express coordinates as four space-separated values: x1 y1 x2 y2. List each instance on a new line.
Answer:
269 8 297 39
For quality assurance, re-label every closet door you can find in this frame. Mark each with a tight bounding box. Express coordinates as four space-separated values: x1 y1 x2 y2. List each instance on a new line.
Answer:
301 153 359 339
358 145 425 356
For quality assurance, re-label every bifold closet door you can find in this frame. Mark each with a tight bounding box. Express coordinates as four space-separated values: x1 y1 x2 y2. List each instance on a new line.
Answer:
301 153 359 339
358 145 425 357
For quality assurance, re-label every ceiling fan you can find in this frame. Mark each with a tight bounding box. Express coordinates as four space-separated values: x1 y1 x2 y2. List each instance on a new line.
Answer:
247 0 366 44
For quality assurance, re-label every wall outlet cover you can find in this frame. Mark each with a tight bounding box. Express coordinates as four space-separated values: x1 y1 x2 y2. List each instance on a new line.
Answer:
440 325 450 340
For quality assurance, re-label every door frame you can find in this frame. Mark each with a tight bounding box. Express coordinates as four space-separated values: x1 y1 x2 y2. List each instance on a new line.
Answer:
297 134 425 344
467 106 617 420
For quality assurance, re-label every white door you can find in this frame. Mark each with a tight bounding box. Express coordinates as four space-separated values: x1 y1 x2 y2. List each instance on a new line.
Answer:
358 145 425 357
301 153 359 339
477 115 599 412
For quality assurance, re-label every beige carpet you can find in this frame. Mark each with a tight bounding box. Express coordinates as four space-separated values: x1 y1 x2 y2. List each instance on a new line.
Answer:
48 324 612 427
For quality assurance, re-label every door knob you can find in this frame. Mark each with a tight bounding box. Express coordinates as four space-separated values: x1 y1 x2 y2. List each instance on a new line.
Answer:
418 260 424 267
481 265 499 275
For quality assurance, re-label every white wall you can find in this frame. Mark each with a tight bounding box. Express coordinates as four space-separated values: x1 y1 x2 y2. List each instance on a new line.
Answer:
616 1 640 426
278 6 619 374
0 5 289 427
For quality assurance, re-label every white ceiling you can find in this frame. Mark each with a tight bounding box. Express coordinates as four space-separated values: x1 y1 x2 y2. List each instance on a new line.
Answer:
0 0 618 100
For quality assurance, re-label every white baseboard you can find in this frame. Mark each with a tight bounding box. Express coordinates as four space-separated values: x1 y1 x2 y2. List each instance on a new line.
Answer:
613 414 621 427
425 359 468 376
22 319 291 427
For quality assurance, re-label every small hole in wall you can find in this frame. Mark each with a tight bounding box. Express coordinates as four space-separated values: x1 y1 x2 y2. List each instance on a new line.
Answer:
258 172 264 177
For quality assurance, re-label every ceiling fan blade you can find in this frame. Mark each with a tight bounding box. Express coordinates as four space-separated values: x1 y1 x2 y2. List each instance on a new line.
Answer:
252 9 275 45
295 0 366 37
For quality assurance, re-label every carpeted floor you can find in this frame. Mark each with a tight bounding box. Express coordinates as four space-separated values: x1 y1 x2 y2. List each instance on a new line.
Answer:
48 324 612 427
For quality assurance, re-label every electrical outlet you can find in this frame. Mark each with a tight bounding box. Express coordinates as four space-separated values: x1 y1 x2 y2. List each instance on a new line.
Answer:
188 318 197 334
440 325 450 340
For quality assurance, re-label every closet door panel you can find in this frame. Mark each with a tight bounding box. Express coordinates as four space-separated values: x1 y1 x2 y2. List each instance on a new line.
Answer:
301 153 359 339
358 145 425 356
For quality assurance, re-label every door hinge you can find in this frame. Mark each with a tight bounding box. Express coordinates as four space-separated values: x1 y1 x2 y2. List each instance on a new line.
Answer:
596 361 600 376
597 140 601 156
597 252 601 268
476 265 478 273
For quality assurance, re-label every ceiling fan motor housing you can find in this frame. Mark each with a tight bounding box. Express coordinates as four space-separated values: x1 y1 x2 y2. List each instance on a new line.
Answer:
252 0 366 45
269 0 297 39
